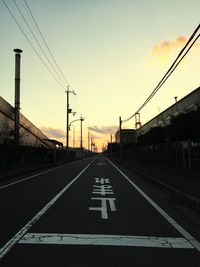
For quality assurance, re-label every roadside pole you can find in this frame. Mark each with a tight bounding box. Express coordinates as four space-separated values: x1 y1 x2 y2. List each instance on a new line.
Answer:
119 116 122 159
14 49 23 145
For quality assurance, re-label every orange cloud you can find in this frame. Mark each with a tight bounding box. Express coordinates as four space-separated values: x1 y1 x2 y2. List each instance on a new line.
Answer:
152 36 187 55
40 126 66 145
88 125 118 135
149 36 200 65
40 127 65 139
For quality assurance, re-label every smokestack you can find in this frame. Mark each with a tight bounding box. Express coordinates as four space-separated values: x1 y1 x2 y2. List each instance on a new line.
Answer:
13 48 23 145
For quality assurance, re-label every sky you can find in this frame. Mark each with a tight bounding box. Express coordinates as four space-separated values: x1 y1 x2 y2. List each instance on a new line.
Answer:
0 0 200 151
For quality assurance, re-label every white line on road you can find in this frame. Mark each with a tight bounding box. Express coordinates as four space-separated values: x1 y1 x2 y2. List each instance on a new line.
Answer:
0 159 85 190
0 160 94 260
106 158 200 252
19 233 194 249
0 165 65 190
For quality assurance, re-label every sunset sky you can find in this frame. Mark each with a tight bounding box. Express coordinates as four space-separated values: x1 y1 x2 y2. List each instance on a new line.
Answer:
1 0 200 151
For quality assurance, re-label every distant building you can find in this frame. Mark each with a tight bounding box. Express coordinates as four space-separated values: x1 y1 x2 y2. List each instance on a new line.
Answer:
0 96 53 148
114 87 200 145
136 86 200 139
115 129 136 144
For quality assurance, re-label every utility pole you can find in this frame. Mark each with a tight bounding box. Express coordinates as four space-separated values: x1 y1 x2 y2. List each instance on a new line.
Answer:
66 87 69 149
91 136 93 152
88 131 90 151
80 115 84 153
174 96 178 114
135 112 142 129
110 134 113 155
65 86 76 149
91 136 95 152
14 48 23 145
119 116 122 159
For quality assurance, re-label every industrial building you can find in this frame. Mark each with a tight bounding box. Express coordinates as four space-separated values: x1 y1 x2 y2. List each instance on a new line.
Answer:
115 129 136 144
136 86 200 139
114 86 200 145
0 96 53 149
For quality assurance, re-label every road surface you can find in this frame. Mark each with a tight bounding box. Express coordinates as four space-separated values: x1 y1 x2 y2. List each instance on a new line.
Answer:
0 156 200 266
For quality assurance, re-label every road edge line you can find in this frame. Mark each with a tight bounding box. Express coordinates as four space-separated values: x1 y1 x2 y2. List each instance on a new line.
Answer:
0 158 89 190
0 160 94 260
106 157 200 252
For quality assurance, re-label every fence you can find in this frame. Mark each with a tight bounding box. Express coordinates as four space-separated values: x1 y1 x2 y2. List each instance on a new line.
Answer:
0 144 55 169
138 139 200 173
0 145 93 170
119 139 200 174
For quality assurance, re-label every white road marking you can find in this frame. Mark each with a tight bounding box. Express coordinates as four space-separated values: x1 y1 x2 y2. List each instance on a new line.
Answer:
92 184 114 195
0 161 94 260
0 165 66 190
97 162 106 166
89 197 117 219
0 160 85 190
95 178 110 184
106 158 200 252
19 233 194 249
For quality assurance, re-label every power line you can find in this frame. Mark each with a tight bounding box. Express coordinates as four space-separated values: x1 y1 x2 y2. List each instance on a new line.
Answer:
1 0 66 90
137 26 200 113
13 0 67 88
23 0 70 86
137 33 200 112
122 24 200 124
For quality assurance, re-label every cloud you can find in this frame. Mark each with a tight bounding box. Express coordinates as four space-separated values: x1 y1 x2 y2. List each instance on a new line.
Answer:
149 36 200 65
151 36 187 55
40 127 65 139
89 134 102 140
88 125 118 135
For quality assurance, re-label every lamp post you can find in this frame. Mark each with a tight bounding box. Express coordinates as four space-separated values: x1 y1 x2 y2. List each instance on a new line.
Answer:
69 116 85 151
65 85 76 149
71 125 75 148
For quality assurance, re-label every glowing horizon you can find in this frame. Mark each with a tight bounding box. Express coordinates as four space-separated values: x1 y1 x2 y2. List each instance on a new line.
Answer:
1 1 199 151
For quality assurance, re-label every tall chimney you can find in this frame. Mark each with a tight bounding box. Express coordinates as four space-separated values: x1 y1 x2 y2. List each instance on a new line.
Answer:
13 48 23 145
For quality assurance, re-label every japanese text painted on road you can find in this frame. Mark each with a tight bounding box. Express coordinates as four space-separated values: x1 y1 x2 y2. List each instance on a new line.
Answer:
89 178 117 219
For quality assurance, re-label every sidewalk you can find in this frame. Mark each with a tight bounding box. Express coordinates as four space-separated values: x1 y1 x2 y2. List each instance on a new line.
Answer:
111 156 200 212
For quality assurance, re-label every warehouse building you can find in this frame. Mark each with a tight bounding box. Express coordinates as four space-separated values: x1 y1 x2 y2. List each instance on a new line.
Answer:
115 129 136 144
0 96 53 149
136 86 200 139
114 86 200 144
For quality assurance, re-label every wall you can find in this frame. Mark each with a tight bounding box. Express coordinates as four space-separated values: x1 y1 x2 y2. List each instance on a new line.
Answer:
0 96 53 149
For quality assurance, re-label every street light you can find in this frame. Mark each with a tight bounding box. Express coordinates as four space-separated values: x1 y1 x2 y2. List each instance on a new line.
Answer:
69 118 80 148
69 116 85 152
65 85 76 149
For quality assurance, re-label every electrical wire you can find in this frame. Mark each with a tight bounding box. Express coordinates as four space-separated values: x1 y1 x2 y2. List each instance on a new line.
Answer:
122 24 200 124
1 0 67 90
13 0 67 88
137 33 200 112
23 0 70 86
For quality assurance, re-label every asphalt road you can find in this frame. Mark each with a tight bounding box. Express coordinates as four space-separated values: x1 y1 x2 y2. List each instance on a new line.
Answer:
0 156 200 266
